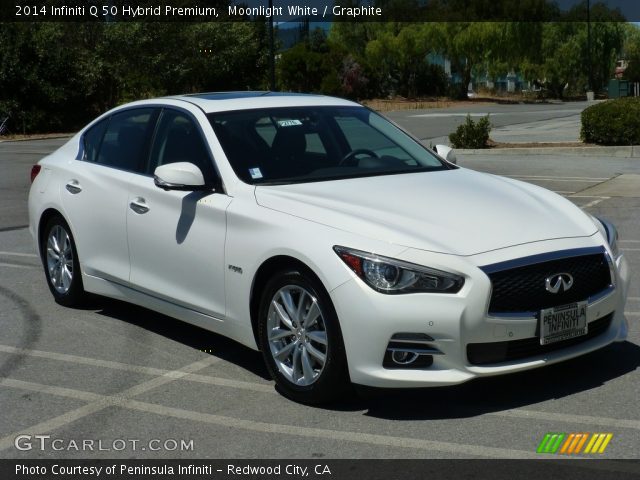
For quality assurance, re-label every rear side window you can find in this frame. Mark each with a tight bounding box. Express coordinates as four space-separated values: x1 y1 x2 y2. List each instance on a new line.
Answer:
82 118 108 163
96 108 156 173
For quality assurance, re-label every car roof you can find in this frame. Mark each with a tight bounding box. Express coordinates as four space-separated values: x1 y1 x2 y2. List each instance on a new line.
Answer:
162 91 361 113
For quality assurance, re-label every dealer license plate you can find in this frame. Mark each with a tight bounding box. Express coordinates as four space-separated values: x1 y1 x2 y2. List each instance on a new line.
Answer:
540 301 588 346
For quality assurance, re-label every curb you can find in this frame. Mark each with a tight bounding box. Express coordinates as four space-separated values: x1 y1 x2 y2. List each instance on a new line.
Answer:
0 134 73 143
457 145 640 158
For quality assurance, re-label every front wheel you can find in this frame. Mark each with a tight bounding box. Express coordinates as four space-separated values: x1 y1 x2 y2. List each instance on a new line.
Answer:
258 269 350 404
41 215 86 307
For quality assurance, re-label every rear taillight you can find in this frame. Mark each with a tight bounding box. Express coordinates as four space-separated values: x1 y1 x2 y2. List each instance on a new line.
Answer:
30 165 41 183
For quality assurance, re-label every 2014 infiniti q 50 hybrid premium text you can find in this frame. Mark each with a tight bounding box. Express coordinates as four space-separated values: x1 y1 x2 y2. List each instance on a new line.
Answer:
28 92 631 403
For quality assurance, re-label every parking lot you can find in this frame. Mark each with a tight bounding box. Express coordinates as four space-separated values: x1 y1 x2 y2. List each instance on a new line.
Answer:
0 135 639 460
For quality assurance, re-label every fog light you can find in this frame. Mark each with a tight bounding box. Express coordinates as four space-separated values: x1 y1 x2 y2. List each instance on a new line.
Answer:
383 333 441 369
391 350 419 365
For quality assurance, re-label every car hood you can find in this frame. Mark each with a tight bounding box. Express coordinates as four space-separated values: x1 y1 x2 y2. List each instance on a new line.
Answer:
254 168 598 256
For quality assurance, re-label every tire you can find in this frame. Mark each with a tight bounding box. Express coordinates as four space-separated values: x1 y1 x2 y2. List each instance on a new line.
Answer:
258 269 350 404
41 215 86 307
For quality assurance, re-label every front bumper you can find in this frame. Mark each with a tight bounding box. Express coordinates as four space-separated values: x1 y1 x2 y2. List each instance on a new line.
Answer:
330 239 631 388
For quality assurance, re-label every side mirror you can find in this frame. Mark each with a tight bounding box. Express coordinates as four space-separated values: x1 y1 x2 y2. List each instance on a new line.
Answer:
434 144 457 165
154 162 209 191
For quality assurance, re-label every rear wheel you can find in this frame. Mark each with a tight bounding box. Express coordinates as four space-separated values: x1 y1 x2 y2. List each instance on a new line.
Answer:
258 269 350 404
41 216 86 307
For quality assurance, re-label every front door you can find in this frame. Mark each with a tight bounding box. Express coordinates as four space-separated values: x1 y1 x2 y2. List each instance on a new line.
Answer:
126 107 230 318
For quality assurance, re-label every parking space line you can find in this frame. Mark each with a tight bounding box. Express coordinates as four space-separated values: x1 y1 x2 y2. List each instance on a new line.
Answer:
0 377 537 458
621 249 640 252
0 378 103 402
122 399 538 459
3 344 640 433
0 396 115 452
579 197 610 209
568 195 610 198
0 357 218 451
512 178 604 183
493 409 640 431
5 378 640 468
0 344 174 377
620 240 640 243
0 251 38 258
2 374 640 459
0 344 272 393
504 175 609 181
0 262 38 269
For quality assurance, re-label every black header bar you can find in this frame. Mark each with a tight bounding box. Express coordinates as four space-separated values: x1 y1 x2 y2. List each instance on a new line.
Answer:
2 459 640 480
4 0 640 23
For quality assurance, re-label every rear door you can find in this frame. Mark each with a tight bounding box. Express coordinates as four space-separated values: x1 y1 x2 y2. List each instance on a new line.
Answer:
125 107 230 318
61 107 157 283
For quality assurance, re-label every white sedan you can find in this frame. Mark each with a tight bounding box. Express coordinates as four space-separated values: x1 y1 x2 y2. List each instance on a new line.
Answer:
28 92 631 403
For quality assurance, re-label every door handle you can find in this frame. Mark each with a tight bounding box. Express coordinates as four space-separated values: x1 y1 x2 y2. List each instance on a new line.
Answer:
129 197 149 214
65 180 82 194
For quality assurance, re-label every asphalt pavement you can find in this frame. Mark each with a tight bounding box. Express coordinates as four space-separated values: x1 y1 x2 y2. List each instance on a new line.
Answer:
0 106 639 462
387 100 592 145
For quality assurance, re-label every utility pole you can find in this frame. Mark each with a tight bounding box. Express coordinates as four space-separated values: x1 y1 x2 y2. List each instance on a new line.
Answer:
587 0 593 98
269 0 276 91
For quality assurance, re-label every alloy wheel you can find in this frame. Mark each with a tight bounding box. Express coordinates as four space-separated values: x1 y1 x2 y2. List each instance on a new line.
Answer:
266 285 328 386
46 225 74 294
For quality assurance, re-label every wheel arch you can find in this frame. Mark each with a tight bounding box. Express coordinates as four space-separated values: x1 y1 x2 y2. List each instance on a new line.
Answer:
249 255 328 350
37 208 69 259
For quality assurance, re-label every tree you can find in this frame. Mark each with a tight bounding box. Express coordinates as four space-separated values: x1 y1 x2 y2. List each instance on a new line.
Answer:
0 23 104 132
277 28 340 94
0 21 270 133
621 24 640 82
430 23 504 98
518 3 623 98
359 23 440 98
520 18 623 98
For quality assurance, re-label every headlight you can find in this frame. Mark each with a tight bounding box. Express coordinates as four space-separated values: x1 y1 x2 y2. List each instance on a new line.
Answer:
333 246 464 294
594 216 620 259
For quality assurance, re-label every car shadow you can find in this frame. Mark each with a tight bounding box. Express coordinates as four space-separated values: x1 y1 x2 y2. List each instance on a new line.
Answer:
345 341 640 420
84 294 639 419
88 295 270 381
175 191 210 244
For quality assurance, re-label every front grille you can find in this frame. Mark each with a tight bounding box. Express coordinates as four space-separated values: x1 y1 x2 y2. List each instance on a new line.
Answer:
485 252 611 314
466 314 612 366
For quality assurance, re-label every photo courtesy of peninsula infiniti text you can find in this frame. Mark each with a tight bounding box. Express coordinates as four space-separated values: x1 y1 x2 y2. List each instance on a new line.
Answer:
28 92 631 403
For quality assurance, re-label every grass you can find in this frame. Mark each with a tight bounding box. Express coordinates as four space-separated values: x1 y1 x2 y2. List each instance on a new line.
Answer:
361 97 485 112
0 133 73 141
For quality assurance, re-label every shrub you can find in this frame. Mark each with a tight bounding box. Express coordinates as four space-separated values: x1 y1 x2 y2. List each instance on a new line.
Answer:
449 114 491 149
581 97 640 145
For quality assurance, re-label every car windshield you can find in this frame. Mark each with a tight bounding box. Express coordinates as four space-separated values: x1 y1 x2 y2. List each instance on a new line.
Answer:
207 106 449 184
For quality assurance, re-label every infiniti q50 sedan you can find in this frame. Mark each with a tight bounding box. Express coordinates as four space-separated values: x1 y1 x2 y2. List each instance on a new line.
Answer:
28 92 631 403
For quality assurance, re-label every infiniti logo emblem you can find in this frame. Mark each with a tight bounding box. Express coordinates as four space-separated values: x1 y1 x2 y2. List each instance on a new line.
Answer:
545 273 574 294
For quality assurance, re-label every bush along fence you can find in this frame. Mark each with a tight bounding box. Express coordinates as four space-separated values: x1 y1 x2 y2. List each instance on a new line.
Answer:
581 97 640 145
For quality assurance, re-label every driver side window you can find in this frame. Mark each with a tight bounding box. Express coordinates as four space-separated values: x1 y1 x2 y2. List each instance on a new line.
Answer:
147 109 215 180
